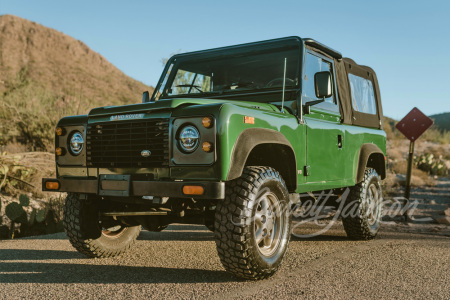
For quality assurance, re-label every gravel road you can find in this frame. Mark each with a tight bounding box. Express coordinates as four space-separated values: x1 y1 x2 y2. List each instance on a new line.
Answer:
0 222 449 299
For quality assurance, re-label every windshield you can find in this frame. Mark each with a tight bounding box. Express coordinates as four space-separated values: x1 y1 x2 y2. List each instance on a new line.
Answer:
153 46 300 101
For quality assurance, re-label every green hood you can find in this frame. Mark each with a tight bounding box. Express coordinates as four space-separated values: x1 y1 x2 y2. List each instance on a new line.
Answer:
88 98 279 117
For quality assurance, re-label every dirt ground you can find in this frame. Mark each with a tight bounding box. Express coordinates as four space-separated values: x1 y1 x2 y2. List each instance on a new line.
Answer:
381 177 450 237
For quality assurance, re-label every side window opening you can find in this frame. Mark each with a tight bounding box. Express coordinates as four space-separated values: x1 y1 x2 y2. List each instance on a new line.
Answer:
302 52 339 113
348 74 377 115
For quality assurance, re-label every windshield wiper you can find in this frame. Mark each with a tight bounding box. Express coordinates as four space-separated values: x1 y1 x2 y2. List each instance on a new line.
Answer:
175 84 203 93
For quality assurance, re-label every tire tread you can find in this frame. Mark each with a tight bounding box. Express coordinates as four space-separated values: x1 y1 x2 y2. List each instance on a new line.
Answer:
63 193 140 258
214 166 291 280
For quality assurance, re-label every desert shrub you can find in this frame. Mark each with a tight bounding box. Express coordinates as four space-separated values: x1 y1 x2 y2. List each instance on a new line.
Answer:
421 127 450 145
0 68 90 151
0 152 36 193
415 153 448 176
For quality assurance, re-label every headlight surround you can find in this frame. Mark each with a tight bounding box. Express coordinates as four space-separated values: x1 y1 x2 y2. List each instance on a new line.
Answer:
68 131 84 156
178 125 200 153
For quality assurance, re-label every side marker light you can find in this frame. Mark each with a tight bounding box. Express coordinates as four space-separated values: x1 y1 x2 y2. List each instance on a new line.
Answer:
244 116 255 124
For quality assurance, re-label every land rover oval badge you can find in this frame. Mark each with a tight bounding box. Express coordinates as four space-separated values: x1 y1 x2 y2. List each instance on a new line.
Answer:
141 150 151 157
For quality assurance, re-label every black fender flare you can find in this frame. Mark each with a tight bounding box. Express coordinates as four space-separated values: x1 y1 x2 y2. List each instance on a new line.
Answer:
226 128 296 183
355 143 386 183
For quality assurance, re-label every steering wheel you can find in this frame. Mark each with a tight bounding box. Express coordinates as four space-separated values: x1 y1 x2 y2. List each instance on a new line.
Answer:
266 78 295 88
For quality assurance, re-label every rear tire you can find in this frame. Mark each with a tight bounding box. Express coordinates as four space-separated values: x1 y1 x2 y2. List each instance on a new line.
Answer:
63 193 141 258
214 167 291 280
342 168 383 240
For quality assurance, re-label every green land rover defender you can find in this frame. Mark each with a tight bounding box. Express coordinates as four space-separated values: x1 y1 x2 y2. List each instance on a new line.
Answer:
43 36 386 280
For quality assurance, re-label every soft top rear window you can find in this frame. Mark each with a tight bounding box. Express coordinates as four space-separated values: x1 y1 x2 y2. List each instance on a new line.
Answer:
348 73 377 115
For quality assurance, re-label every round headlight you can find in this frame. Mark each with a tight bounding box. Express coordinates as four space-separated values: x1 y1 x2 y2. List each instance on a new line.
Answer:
69 131 84 155
178 125 200 153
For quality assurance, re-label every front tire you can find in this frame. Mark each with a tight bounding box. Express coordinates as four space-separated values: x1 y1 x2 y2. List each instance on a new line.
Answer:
342 168 383 240
63 193 141 258
214 167 291 280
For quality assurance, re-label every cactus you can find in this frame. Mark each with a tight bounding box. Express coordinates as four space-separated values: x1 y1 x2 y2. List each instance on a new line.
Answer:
19 194 30 206
36 209 47 223
29 208 37 226
16 211 28 224
0 225 9 238
415 153 448 176
1 194 65 239
5 202 26 222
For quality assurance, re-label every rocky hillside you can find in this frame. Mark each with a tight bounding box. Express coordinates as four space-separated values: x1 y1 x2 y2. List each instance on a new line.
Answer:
0 15 153 150
0 14 152 105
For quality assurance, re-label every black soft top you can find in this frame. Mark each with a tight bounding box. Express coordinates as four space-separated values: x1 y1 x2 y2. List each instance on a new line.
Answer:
304 38 383 129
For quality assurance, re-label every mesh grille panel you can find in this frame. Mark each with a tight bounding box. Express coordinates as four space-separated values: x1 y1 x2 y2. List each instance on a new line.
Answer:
86 119 169 168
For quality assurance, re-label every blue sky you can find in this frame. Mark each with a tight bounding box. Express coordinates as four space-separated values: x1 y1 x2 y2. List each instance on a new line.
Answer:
1 0 449 119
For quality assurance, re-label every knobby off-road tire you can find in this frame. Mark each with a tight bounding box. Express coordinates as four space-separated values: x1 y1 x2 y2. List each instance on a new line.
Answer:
342 168 383 240
63 193 141 258
214 166 291 280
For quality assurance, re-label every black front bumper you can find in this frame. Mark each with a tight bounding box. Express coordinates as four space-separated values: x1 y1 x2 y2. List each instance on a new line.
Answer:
42 176 225 199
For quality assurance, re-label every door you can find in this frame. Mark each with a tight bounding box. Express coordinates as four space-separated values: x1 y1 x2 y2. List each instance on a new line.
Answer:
302 51 346 185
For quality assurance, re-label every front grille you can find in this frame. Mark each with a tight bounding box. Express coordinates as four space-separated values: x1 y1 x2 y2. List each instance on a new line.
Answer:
86 118 169 168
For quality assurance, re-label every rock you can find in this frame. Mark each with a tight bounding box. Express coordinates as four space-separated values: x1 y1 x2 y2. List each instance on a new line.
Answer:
443 207 450 217
429 200 436 205
433 216 450 225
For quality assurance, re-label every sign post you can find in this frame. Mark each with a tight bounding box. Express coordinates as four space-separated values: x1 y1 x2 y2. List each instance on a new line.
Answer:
404 141 415 201
395 107 433 220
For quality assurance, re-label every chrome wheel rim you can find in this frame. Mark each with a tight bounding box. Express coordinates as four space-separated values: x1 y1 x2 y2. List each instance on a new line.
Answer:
366 183 382 226
102 225 126 237
254 192 284 257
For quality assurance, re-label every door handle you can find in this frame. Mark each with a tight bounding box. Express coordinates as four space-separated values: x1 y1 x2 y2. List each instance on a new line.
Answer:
338 135 343 148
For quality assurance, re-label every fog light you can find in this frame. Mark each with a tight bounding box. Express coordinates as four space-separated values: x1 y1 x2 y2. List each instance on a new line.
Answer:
56 127 65 136
183 185 204 195
45 181 60 190
55 147 65 156
202 117 213 128
202 142 213 152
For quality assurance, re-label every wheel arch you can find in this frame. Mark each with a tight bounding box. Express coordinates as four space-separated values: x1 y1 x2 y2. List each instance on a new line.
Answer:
355 143 386 183
226 128 297 192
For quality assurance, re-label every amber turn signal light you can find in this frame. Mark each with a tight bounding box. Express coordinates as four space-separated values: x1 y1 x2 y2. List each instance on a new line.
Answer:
56 127 65 136
202 142 213 152
244 116 255 124
45 181 60 190
55 147 65 156
182 185 204 195
202 117 213 128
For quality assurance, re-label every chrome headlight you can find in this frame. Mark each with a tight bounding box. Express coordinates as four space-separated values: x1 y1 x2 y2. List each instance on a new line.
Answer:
69 131 84 155
178 125 200 153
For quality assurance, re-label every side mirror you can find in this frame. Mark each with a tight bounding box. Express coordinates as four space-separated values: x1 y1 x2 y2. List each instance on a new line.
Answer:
142 91 150 103
303 72 333 115
314 71 332 98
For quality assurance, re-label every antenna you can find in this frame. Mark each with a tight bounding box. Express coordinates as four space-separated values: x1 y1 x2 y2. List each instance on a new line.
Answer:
281 58 287 113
